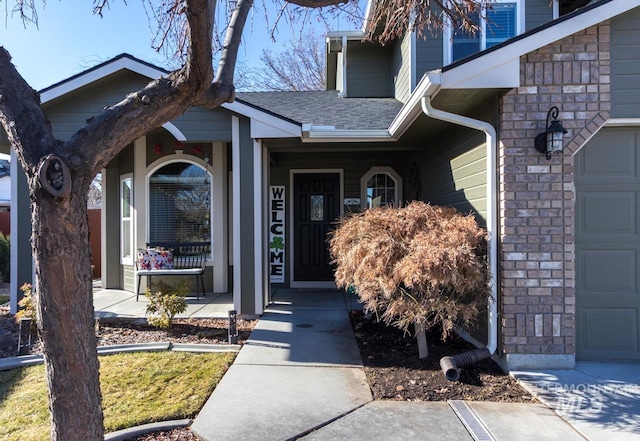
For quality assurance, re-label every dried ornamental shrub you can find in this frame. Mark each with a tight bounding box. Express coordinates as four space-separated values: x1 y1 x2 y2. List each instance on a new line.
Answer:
329 201 490 339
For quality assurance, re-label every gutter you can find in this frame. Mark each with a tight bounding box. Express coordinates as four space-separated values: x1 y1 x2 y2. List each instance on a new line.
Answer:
419 87 499 380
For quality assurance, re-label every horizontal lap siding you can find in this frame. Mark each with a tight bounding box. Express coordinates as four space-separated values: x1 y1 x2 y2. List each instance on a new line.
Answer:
393 33 413 103
611 8 640 118
525 0 554 31
417 132 488 227
415 34 443 80
346 41 393 98
172 106 232 140
45 71 150 141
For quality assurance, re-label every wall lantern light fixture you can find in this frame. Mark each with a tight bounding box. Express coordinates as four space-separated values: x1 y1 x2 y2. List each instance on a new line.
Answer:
534 106 567 160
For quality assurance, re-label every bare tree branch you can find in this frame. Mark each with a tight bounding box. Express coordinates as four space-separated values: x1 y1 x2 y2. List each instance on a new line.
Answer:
197 0 253 107
0 47 56 174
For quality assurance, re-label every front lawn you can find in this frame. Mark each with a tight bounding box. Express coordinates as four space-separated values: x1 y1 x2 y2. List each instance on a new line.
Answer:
0 351 235 441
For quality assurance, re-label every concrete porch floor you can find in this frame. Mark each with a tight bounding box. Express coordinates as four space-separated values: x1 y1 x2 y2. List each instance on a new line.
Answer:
93 282 234 320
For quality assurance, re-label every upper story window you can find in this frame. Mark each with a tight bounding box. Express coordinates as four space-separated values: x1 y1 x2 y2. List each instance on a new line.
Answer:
446 0 523 64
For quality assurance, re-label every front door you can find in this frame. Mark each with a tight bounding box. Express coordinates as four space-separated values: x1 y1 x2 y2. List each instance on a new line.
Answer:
293 173 340 283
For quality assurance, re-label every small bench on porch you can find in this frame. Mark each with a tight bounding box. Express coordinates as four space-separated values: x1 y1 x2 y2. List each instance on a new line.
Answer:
136 242 211 301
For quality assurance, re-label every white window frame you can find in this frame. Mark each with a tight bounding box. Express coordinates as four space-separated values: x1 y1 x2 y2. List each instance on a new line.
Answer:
443 0 524 65
360 167 403 210
145 157 214 262
120 174 134 265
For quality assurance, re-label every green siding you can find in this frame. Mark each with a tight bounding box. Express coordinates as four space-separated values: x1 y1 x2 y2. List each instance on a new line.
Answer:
172 106 232 140
346 41 393 98
525 0 554 31
414 131 487 226
44 71 150 141
415 34 443 80
393 33 413 103
611 7 640 119
43 70 232 143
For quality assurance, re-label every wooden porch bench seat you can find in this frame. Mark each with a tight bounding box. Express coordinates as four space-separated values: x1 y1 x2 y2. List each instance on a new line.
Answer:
136 242 211 301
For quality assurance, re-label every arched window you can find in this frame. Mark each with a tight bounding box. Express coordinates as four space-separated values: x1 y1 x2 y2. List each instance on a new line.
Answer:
148 162 211 243
360 167 403 209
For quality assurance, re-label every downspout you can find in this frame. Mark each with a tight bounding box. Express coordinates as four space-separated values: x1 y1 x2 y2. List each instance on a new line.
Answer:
420 95 499 381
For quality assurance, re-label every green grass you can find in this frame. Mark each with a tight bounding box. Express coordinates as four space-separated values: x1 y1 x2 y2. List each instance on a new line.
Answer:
0 351 235 441
0 294 9 305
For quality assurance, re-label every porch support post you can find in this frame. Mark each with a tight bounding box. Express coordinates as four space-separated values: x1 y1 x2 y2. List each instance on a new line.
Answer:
253 139 266 314
133 136 147 294
101 161 121 289
232 116 257 315
9 149 32 314
212 142 228 293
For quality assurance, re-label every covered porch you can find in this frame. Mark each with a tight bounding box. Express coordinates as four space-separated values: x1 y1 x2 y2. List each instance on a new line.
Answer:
93 280 234 320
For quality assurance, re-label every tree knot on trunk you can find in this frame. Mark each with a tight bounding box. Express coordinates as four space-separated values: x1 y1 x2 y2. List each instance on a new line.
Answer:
38 154 71 199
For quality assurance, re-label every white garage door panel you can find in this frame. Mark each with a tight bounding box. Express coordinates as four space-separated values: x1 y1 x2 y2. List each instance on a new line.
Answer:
576 127 640 361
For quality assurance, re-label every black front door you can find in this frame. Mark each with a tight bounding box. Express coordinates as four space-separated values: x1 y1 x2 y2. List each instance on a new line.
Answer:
293 173 340 281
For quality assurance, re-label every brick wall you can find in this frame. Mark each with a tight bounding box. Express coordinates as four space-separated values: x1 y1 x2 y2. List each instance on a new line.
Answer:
498 22 611 367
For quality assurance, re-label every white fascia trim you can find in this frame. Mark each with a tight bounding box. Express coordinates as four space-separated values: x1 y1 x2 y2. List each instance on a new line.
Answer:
41 58 164 103
223 101 301 138
441 0 637 90
388 73 442 138
162 123 187 141
606 118 640 126
326 30 366 40
301 126 392 142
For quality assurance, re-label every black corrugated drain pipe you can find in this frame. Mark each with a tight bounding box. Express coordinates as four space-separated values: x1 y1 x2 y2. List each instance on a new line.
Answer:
439 348 491 382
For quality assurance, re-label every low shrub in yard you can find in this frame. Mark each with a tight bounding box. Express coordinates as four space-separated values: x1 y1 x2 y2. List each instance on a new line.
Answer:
330 201 490 339
145 280 189 329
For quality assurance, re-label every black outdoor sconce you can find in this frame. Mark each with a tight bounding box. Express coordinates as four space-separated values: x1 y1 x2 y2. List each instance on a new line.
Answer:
534 106 568 160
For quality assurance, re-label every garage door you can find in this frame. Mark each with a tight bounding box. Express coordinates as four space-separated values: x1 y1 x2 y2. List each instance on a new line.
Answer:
575 128 640 361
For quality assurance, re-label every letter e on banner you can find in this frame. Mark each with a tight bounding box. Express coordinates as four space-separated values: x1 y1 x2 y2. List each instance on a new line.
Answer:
269 186 285 282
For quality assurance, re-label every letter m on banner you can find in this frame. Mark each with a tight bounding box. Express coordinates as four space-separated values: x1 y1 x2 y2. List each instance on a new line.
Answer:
269 186 285 282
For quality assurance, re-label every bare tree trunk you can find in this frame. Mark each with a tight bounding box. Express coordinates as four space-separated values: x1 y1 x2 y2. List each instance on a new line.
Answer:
33 177 103 440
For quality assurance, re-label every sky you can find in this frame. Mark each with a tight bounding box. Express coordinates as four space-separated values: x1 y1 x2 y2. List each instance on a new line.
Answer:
0 0 363 91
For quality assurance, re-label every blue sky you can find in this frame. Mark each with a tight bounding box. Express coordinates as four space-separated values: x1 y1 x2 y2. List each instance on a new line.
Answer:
0 0 363 91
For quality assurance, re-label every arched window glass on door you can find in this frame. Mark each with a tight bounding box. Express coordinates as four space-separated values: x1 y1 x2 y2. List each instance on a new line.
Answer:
148 162 211 243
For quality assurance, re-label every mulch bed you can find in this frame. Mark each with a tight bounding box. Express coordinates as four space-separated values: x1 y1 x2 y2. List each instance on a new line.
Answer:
351 312 535 403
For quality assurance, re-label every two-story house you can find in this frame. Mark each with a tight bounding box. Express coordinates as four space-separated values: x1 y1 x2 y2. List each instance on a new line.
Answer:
3 0 640 371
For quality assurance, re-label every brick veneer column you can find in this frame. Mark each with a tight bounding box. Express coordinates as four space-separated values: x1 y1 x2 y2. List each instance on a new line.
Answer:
498 23 611 369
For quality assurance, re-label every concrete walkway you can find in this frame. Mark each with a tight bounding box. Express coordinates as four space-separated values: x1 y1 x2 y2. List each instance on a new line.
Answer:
513 363 640 441
190 289 589 441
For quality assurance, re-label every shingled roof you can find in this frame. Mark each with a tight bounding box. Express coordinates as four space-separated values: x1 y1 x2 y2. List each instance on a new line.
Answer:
236 91 404 131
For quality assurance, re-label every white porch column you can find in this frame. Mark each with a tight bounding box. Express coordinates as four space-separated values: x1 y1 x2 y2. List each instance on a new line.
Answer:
133 136 146 293
212 142 228 293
